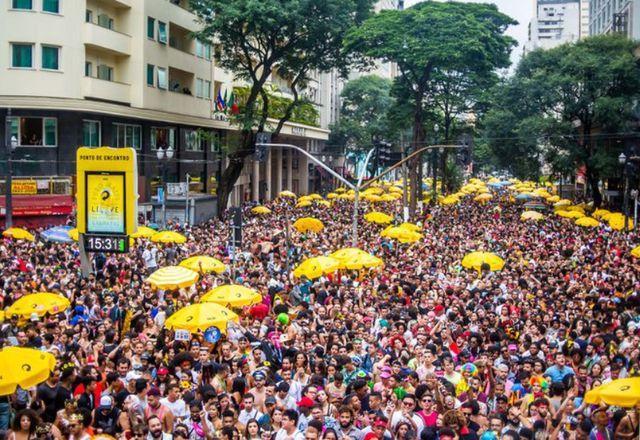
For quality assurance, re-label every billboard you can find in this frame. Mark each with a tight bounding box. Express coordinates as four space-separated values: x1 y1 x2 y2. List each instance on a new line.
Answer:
76 147 138 236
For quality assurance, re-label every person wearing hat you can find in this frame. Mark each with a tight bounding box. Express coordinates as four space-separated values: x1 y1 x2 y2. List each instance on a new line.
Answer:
249 370 268 411
92 396 120 436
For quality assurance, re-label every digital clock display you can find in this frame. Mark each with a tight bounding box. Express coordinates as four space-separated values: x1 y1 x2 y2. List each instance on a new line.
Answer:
84 235 129 253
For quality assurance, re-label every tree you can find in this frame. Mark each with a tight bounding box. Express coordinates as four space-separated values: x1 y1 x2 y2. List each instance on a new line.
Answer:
328 75 399 175
483 35 640 205
345 1 515 215
191 0 375 216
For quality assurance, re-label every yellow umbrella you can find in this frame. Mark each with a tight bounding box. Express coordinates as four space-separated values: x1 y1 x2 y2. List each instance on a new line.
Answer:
200 285 262 307
2 227 35 242
556 210 585 219
0 347 56 395
164 303 238 334
327 193 338 200
381 194 397 202
295 201 312 208
329 248 383 270
554 199 572 207
440 195 460 205
130 226 157 239
521 211 544 221
584 377 640 407
308 193 323 200
68 228 79 241
293 256 341 279
316 200 331 207
297 195 313 204
380 226 423 244
179 256 226 274
575 217 600 228
150 231 187 244
146 266 199 290
398 222 421 232
251 206 272 215
461 251 505 272
474 193 493 202
334 187 347 193
279 190 296 198
364 212 393 224
592 209 611 220
546 195 560 203
365 194 382 203
293 217 324 233
6 292 70 318
631 246 640 258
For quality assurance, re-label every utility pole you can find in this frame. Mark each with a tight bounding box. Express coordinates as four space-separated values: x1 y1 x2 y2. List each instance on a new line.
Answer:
4 108 15 229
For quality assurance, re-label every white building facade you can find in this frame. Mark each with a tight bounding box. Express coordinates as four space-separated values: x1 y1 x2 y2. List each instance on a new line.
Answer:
589 0 640 40
525 0 581 53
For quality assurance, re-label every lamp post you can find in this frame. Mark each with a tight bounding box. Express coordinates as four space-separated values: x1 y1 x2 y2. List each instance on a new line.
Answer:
157 146 174 228
4 107 18 228
431 124 439 203
619 152 629 232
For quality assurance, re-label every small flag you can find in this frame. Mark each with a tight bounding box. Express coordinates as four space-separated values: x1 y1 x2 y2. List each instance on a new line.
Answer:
215 90 225 112
228 91 239 115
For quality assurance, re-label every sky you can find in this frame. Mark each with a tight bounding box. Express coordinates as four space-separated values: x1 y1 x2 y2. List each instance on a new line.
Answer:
404 0 534 68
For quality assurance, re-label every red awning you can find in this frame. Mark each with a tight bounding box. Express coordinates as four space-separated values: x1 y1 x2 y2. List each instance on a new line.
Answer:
0 195 74 217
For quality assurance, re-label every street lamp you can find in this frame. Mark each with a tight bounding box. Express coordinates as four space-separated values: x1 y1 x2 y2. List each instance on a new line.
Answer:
619 152 630 231
5 126 18 229
157 146 174 228
431 124 440 203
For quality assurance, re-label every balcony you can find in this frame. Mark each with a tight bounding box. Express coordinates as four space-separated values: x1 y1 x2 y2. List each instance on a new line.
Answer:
165 0 199 31
82 76 131 104
145 87 212 118
84 22 131 56
168 45 197 73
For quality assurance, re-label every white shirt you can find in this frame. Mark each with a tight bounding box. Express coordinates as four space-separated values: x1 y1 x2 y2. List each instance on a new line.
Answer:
274 428 304 440
238 407 263 426
160 397 188 419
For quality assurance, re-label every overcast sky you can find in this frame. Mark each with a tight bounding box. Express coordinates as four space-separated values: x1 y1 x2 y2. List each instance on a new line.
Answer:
404 0 533 68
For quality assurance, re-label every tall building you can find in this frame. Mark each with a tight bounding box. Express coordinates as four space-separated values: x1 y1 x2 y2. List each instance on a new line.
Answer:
525 0 581 53
0 0 332 223
589 0 640 40
580 0 590 38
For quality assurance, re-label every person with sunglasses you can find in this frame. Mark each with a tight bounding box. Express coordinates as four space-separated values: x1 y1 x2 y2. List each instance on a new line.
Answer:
416 393 438 429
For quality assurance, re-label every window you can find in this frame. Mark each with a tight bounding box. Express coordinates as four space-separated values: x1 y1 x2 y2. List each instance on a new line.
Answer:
12 0 32 9
97 64 113 81
157 67 167 89
41 45 59 70
85 9 92 23
195 78 203 98
203 80 211 99
85 61 92 77
158 22 167 44
82 120 100 147
114 124 141 149
184 129 202 151
11 43 33 68
150 127 175 150
8 117 57 146
97 13 114 30
196 40 211 60
147 17 155 39
146 64 155 86
42 0 59 13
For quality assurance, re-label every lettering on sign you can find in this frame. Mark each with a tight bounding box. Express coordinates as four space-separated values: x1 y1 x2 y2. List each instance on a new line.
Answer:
292 126 306 136
11 180 38 195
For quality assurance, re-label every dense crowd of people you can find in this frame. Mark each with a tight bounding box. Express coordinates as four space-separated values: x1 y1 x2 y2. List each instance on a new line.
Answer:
0 186 639 440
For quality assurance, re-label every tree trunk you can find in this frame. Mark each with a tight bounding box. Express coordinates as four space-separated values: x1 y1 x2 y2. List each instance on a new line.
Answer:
586 167 602 208
409 94 426 218
216 131 256 219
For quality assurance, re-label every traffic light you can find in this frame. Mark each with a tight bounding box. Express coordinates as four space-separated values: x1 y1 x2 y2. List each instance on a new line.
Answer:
254 132 271 162
456 136 473 166
377 141 393 166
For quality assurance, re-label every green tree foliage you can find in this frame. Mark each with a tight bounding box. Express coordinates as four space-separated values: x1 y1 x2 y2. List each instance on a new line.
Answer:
232 86 320 127
328 75 395 152
191 0 375 215
345 1 515 215
483 35 640 206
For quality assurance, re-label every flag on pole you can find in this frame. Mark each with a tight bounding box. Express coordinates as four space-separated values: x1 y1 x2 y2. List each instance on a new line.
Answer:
222 89 228 112
215 90 225 112
228 91 239 115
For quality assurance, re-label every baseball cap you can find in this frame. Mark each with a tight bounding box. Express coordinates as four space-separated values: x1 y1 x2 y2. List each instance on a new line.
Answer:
265 396 276 406
99 396 112 410
297 396 315 408
380 371 392 379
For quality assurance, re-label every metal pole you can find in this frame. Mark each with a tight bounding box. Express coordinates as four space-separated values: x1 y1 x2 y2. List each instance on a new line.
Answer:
5 108 13 229
78 233 92 278
162 162 167 229
401 147 408 221
624 164 629 232
284 205 291 273
634 192 638 230
431 150 437 204
185 173 190 225
352 148 376 246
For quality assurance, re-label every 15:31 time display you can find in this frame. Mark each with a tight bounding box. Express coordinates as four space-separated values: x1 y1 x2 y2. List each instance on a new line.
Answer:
83 235 129 253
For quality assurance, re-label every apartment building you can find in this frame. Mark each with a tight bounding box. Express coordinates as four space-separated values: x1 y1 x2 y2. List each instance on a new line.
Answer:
0 0 331 223
525 0 581 53
589 0 640 40
580 0 591 38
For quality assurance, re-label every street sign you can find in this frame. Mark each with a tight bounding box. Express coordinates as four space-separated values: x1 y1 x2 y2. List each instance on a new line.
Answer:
167 182 188 197
229 207 242 249
157 187 165 203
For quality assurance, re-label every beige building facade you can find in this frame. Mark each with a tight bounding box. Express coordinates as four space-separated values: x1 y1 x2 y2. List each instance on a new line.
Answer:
0 0 331 216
